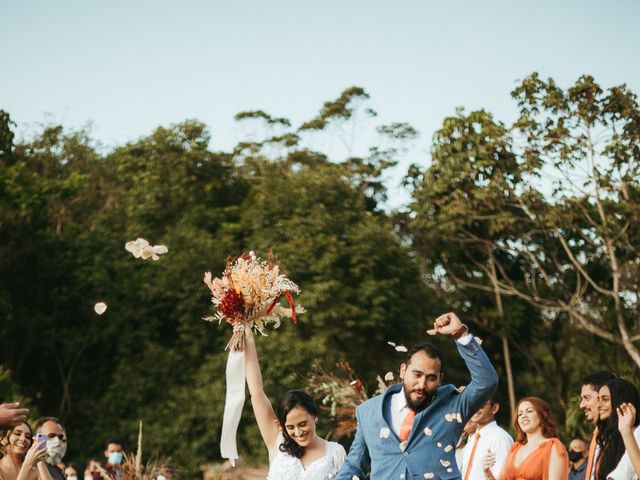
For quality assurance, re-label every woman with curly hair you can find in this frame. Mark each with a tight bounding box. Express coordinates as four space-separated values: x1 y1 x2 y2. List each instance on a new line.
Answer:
244 326 345 479
594 378 640 480
498 397 568 480
0 422 53 480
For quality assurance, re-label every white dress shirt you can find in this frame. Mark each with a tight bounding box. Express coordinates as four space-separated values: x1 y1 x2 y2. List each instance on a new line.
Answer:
460 421 514 480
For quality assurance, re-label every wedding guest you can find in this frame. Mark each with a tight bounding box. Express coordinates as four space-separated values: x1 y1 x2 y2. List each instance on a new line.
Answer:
0 422 54 480
568 438 588 480
499 397 568 480
594 379 640 480
581 371 617 480
461 391 513 480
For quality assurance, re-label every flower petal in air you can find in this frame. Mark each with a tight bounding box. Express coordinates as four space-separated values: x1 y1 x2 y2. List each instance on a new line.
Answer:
424 474 434 479
153 245 168 255
141 245 155 260
94 302 107 315
424 427 433 436
395 345 408 352
387 341 396 347
440 459 451 467
444 444 453 452
384 371 394 382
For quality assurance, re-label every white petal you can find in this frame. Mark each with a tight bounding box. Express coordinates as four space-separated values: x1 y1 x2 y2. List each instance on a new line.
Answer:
141 245 155 259
437 442 442 448
440 459 451 467
94 302 107 315
424 474 434 479
456 413 463 423
152 254 160 261
447 468 453 473
444 445 453 452
135 238 149 248
395 345 408 352
125 241 138 253
445 414 454 422
387 341 396 347
384 371 394 382
152 245 168 254
424 427 433 436
352 476 360 480
379 427 390 439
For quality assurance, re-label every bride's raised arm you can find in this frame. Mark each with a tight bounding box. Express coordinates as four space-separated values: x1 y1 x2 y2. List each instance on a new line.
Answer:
244 325 280 456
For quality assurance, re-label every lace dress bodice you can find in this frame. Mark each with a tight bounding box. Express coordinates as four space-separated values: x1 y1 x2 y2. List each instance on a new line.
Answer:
267 435 346 480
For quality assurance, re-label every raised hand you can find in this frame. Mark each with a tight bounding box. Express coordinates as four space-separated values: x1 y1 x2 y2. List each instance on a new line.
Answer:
618 402 637 434
0 402 29 428
427 312 465 336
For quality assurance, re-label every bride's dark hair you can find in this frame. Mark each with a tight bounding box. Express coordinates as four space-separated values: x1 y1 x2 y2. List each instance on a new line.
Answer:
276 390 319 458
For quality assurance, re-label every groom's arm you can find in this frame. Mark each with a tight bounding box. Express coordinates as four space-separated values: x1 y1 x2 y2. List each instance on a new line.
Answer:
428 313 498 420
455 332 498 419
335 408 370 479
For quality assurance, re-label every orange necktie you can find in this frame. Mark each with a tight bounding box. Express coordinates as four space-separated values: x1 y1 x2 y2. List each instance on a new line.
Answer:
585 427 598 480
399 409 416 442
463 432 481 480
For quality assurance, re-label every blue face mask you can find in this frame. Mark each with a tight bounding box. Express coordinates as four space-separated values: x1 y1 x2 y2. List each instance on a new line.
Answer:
108 452 123 465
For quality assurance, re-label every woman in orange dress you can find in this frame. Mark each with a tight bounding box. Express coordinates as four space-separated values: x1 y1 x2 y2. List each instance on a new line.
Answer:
498 397 568 480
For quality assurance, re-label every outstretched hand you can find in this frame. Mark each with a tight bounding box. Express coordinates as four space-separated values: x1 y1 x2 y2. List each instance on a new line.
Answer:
0 402 29 429
427 312 464 336
618 402 636 434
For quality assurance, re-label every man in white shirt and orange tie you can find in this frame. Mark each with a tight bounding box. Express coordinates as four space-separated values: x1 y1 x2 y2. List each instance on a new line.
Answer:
460 391 513 480
580 371 616 480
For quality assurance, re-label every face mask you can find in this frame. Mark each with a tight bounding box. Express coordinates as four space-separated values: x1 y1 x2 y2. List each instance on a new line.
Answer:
45 436 67 465
568 450 584 463
84 475 93 480
108 451 123 465
157 476 166 480
67 476 78 480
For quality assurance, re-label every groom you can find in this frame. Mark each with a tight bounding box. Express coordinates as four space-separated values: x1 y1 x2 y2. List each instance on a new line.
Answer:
336 312 498 480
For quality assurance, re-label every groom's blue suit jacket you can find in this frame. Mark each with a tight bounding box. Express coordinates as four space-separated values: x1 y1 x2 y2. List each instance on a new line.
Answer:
336 336 498 480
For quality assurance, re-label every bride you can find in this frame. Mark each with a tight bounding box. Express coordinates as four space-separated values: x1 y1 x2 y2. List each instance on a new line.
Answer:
244 326 346 479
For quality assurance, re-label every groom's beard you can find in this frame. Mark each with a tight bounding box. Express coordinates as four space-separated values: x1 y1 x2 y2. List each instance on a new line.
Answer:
404 384 437 412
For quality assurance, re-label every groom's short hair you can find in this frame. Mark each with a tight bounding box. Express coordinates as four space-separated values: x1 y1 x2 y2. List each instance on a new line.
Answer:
404 342 443 365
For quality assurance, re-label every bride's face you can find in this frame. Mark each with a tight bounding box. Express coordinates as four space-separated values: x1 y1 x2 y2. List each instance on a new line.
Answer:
284 406 317 447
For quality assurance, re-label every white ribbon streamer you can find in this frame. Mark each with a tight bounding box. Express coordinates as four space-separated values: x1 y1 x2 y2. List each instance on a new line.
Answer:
220 350 245 466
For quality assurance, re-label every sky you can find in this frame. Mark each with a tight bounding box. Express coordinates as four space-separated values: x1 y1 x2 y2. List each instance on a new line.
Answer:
2 0 639 207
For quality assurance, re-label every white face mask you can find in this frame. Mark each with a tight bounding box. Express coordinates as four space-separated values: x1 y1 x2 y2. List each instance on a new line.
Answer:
45 436 67 465
84 475 93 480
67 476 78 480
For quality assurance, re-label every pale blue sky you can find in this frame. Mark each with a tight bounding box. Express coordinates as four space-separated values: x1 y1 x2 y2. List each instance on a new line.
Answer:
2 0 639 205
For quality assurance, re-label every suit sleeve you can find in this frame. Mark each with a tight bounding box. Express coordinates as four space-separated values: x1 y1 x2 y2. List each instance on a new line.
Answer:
335 407 371 479
455 335 499 420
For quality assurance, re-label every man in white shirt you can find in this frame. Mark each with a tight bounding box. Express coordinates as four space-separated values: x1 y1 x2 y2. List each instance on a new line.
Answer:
580 371 616 480
460 392 513 480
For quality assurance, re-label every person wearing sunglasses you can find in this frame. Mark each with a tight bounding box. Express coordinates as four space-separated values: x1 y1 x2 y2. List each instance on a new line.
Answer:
33 418 67 480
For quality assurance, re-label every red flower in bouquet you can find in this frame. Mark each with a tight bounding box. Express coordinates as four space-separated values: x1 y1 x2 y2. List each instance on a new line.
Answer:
219 289 246 323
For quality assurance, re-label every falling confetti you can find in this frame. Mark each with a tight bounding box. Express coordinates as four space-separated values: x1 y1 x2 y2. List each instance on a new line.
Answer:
94 302 107 315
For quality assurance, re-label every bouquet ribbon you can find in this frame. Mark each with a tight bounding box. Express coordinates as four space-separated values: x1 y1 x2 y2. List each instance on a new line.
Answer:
220 350 245 466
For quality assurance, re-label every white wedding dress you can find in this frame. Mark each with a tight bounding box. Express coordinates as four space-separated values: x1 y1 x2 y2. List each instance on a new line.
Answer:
267 434 346 480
